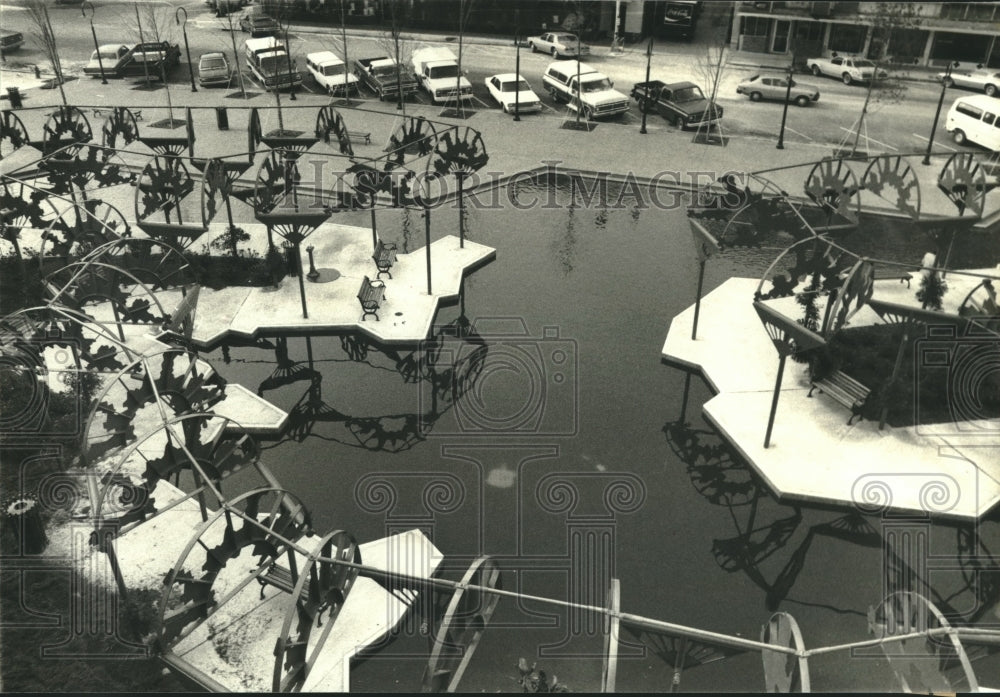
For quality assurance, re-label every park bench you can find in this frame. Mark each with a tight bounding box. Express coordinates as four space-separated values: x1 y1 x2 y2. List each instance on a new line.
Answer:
372 239 398 279
808 370 871 425
93 107 143 122
346 130 372 145
357 275 386 321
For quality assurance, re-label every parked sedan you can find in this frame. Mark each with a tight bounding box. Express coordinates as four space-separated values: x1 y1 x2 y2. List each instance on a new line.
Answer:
485 73 542 113
84 44 131 78
0 30 24 54
198 52 231 87
939 66 1000 97
239 11 280 36
736 74 820 107
528 32 590 58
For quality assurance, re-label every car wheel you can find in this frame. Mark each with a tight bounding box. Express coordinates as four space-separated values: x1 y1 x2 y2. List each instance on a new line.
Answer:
953 129 966 145
942 76 954 87
672 114 683 129
842 72 853 85
749 91 762 102
811 65 822 77
583 106 593 120
987 83 998 97
795 95 810 107
502 102 509 113
551 47 557 57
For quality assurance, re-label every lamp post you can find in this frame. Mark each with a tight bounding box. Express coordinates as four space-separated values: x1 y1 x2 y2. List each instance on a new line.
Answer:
175 7 197 92
514 11 521 122
82 2 107 85
133 3 151 87
776 63 793 149
285 26 296 101
923 61 959 165
640 36 653 135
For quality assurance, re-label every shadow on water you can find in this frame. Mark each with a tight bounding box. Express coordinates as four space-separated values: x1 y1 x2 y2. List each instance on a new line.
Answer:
664 371 1000 625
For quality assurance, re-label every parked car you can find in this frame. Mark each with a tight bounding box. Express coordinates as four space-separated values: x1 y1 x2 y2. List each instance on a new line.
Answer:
939 66 1000 97
630 80 722 128
239 11 280 36
209 0 247 16
198 52 231 87
542 61 629 119
127 42 181 79
528 32 590 58
946 94 1000 150
0 30 24 55
485 73 542 113
807 54 887 85
736 74 820 107
354 56 419 101
84 44 131 78
306 51 358 95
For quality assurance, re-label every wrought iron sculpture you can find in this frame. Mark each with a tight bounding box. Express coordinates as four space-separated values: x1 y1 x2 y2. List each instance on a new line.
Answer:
39 106 93 158
761 612 810 692
80 237 194 292
861 155 921 220
937 152 987 218
100 107 141 150
39 198 130 265
314 105 353 156
0 110 31 159
623 624 748 692
135 154 207 245
384 116 438 171
44 260 170 333
803 158 860 224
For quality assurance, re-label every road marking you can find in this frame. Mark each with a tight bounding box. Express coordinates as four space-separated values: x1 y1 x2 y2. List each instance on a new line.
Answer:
911 132 957 151
838 127 898 151
784 125 814 142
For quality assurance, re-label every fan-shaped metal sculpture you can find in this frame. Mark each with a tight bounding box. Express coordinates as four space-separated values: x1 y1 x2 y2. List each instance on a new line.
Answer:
100 107 141 150
134 153 205 245
755 237 855 301
39 198 130 265
804 158 860 224
427 126 489 178
662 419 759 507
0 110 31 159
314 105 353 156
197 157 252 231
80 237 194 292
422 555 502 692
156 487 312 650
820 257 875 337
44 260 170 332
861 155 921 220
937 152 987 218
868 591 979 693
82 348 228 467
38 106 93 157
384 116 438 171
761 612 810 692
272 530 361 692
623 623 747 692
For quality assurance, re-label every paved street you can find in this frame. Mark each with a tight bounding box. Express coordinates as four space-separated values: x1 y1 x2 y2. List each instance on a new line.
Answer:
0 0 990 156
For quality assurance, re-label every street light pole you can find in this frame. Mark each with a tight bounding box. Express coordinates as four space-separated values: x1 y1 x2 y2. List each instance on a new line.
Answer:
175 7 197 92
924 61 959 166
133 3 151 87
514 10 520 122
776 63 793 149
640 36 653 135
82 2 107 85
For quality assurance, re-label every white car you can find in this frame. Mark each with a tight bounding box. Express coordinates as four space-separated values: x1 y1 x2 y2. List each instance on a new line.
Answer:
485 73 542 113
528 32 590 58
305 51 358 95
939 67 1000 97
807 54 888 85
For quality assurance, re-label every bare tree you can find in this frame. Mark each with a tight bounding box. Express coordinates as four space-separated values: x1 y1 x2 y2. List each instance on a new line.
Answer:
692 7 729 143
454 0 476 117
24 0 67 106
121 4 181 123
379 0 413 114
846 3 923 156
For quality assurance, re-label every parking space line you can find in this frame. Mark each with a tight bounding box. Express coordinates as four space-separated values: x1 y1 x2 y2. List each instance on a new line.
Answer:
838 127 897 151
911 132 957 151
784 125 814 141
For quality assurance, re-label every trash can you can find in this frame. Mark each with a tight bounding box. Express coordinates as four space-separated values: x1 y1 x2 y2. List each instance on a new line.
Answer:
6 87 22 109
215 106 229 131
281 241 298 276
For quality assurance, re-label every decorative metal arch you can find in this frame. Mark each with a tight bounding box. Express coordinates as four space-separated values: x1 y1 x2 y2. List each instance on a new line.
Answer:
384 116 438 171
134 153 205 244
0 110 31 158
314 105 353 156
422 555 502 692
755 237 856 301
958 278 1000 319
100 107 142 150
861 155 921 220
89 413 263 530
820 257 875 338
426 126 489 178
272 530 361 692
868 591 979 693
197 157 253 229
761 612 810 692
81 237 194 291
0 304 139 370
937 152 987 218
35 143 134 197
156 487 312 651
83 348 228 468
804 158 861 223
44 260 171 329
39 198 130 265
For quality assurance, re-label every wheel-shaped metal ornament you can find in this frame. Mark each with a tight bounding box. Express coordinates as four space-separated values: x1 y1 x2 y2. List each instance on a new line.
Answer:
315 105 353 156
937 151 987 218
101 107 141 150
761 612 810 692
804 158 860 223
0 110 31 159
861 155 921 220
41 106 93 157
385 116 438 171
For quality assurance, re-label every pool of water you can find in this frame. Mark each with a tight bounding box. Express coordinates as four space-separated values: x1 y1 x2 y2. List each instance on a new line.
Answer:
205 182 1000 692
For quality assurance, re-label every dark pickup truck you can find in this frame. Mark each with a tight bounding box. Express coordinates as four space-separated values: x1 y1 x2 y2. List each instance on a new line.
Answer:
630 80 723 129
124 42 182 79
353 56 418 101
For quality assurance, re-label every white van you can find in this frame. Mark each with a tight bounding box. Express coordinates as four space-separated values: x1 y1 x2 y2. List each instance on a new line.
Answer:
945 94 1000 151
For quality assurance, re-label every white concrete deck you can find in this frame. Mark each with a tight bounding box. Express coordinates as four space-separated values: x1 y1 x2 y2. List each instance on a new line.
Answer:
662 277 1000 520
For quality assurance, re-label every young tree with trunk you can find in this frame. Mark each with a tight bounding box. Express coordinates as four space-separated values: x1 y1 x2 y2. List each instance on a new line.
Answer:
454 0 476 117
693 7 729 143
379 0 413 114
24 0 67 106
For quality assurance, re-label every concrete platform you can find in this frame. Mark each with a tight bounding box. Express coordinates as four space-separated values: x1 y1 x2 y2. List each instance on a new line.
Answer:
662 277 1000 520
189 224 495 347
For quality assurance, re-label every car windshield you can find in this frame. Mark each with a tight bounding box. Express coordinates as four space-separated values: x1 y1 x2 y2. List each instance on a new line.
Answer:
581 77 612 92
502 80 530 92
673 86 704 101
429 65 459 79
202 58 226 69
